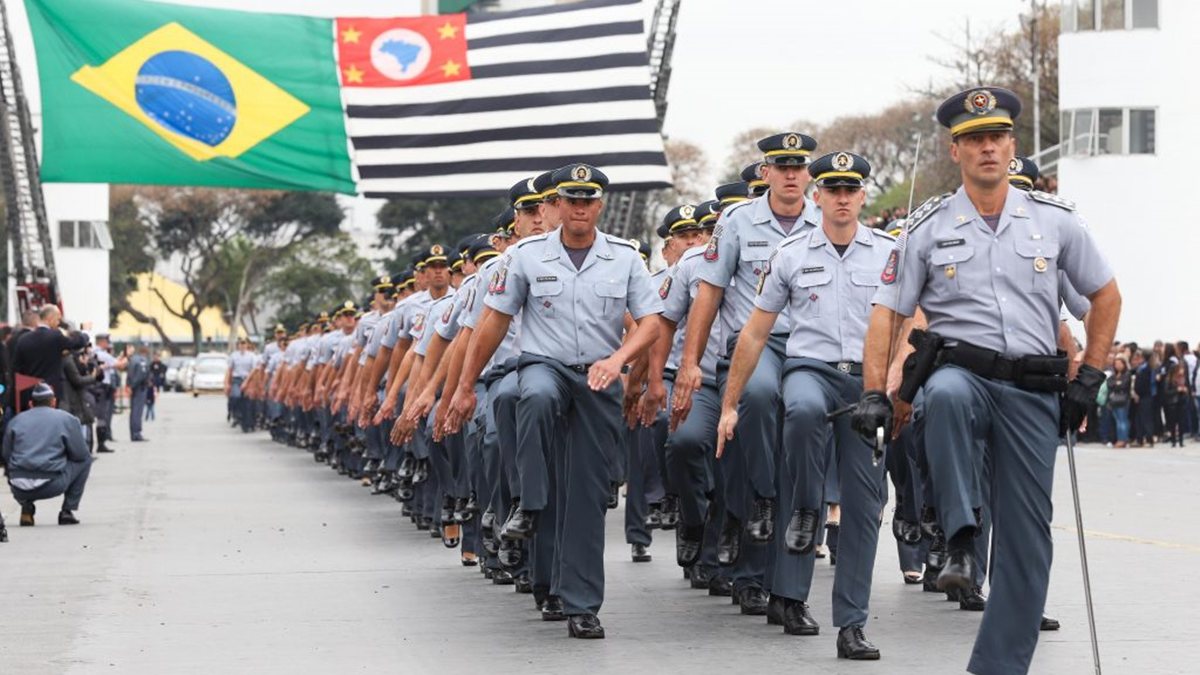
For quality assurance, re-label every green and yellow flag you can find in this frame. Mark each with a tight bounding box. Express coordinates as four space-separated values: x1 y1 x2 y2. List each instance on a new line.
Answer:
24 0 355 193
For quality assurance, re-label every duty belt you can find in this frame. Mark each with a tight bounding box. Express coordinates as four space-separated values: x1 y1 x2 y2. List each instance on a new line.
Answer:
937 342 1068 393
825 361 863 376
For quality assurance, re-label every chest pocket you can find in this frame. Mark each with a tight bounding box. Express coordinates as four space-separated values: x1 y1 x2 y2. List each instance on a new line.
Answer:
929 245 975 296
1013 239 1059 295
594 280 628 317
531 279 564 319
849 271 880 313
740 241 772 281
795 270 832 317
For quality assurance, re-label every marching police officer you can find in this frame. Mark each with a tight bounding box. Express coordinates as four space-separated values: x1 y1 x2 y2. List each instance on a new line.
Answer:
444 164 662 639
856 87 1120 675
674 132 822 615
718 151 892 657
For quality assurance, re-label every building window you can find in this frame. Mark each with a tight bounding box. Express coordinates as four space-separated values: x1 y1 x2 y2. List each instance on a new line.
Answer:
1131 0 1158 28
1060 108 1155 156
1062 0 1157 31
1129 109 1156 153
57 220 113 250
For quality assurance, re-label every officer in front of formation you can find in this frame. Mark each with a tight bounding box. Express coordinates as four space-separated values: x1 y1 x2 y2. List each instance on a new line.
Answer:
855 86 1121 675
226 339 258 433
674 131 822 616
444 164 663 639
718 151 892 658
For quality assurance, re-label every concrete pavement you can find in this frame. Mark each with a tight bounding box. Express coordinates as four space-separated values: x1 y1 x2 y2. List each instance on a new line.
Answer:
1 393 1196 674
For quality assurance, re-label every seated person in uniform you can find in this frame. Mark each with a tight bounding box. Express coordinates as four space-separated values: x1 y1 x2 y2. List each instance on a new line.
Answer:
2 383 93 526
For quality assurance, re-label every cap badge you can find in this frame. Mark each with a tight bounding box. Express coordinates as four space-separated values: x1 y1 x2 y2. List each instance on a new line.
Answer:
680 204 695 219
431 244 444 256
1008 157 1022 175
574 165 591 182
784 134 800 149
380 275 391 285
965 90 997 115
833 152 853 172
526 178 536 192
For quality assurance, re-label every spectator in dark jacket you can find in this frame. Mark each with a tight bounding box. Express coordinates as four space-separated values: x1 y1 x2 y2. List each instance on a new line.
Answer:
1106 356 1133 447
62 338 99 451
1132 350 1156 447
11 306 88 410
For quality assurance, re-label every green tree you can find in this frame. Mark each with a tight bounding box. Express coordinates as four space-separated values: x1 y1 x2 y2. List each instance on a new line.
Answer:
107 186 172 347
375 197 508 272
260 235 373 330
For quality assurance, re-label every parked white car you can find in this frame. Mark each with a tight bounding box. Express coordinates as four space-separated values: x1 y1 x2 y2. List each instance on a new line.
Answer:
190 353 228 396
164 356 190 391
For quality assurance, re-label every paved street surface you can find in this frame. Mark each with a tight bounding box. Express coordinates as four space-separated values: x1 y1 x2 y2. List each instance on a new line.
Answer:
2 394 1196 674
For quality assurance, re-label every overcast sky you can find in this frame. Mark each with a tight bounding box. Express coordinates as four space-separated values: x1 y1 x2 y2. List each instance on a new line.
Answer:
10 0 1035 224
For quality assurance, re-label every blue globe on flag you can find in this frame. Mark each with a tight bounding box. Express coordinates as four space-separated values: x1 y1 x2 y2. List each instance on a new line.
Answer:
134 50 237 147
370 28 432 81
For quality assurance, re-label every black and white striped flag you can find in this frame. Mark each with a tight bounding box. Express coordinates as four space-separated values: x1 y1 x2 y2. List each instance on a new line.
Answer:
338 0 671 198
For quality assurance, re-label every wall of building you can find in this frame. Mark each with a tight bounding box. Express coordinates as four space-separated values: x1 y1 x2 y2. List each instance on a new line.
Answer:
45 183 111 333
1057 0 1196 345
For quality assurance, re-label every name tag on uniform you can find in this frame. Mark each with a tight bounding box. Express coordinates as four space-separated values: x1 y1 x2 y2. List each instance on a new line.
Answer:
936 238 966 249
747 241 770 247
536 275 558 282
801 266 825 274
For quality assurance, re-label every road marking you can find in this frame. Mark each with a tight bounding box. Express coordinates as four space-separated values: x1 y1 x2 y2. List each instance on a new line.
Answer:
1054 526 1200 553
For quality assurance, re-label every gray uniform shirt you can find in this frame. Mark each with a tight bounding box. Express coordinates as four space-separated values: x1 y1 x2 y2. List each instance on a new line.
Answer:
466 253 523 368
485 229 662 366
661 246 720 380
873 187 1113 357
229 351 257 378
436 274 475 341
756 223 895 362
696 193 821 352
415 290 458 357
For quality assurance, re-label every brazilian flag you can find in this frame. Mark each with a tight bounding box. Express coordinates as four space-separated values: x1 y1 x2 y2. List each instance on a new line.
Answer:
24 0 355 193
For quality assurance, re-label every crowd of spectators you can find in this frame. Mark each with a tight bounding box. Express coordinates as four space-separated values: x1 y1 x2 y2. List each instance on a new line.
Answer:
1083 340 1199 448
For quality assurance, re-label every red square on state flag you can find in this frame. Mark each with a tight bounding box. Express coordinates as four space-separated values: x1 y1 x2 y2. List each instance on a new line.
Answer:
336 15 470 88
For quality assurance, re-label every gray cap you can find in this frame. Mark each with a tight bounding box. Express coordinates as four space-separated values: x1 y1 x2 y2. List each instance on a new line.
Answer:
31 383 55 402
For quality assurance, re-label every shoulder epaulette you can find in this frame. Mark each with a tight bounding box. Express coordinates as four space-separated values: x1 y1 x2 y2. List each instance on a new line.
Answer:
720 200 753 220
1028 190 1076 212
604 233 638 250
902 192 953 234
871 228 898 242
514 233 549 249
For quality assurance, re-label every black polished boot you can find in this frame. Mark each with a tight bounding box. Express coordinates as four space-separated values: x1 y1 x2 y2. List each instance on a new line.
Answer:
660 494 680 530
707 577 733 597
783 599 820 636
746 497 776 543
784 508 820 554
607 482 620 510
737 586 768 615
766 594 785 626
675 524 703 567
836 625 880 660
717 513 741 566
541 595 566 621
497 539 524 569
631 543 652 562
937 547 976 593
689 565 714 590
891 512 922 546
957 585 986 611
500 508 539 541
567 614 605 639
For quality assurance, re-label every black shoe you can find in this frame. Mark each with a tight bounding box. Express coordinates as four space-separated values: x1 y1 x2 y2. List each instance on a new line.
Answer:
483 567 495 580
707 577 733 597
836 625 880 660
541 596 566 621
58 510 80 526
461 555 479 567
500 508 538 541
497 539 523 568
97 445 115 454
675 524 703 567
514 574 534 594
132 437 149 442
644 503 664 530
958 585 986 611
892 514 922 546
397 455 416 479
689 565 714 590
0 525 8 542
766 594 785 626
737 586 768 615
783 599 820 636
491 569 515 585
937 549 975 593
607 483 620 510
567 614 605 639
717 513 741 566
784 508 820 554
1040 615 1061 631
416 517 432 531
826 522 840 565
462 493 480 520
746 497 776 543
660 494 680 531
631 543 652 562
412 458 430 485
922 566 942 593
440 496 458 525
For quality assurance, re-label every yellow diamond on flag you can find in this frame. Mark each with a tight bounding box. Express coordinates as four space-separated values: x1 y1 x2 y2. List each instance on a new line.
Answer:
70 23 309 162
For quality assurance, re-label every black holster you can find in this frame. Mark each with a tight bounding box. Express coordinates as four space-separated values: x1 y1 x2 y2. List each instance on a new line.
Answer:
898 329 944 404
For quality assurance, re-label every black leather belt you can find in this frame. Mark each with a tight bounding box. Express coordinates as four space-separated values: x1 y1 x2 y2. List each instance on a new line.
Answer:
937 343 1068 393
567 363 630 375
826 361 863 376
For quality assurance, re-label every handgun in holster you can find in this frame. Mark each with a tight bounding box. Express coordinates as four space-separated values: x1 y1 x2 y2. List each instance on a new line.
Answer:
898 328 945 404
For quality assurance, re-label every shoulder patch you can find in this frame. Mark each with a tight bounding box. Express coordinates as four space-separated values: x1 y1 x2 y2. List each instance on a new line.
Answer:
1028 190 1076 212
658 275 673 299
901 192 953 234
605 233 638 250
